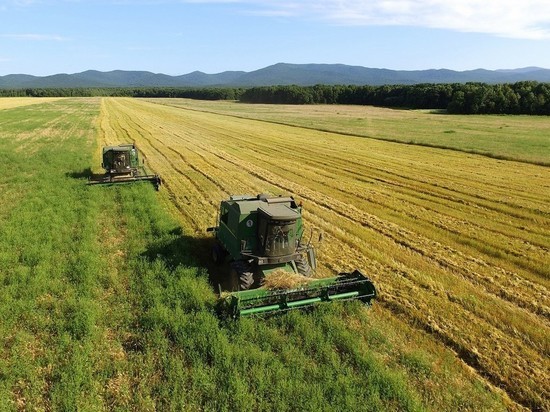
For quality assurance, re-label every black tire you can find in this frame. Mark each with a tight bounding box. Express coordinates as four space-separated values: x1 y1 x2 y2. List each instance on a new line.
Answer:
230 260 254 290
229 267 239 291
239 271 254 290
212 243 226 265
296 254 313 277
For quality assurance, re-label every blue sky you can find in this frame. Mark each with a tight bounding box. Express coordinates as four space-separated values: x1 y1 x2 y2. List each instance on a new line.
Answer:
1 0 550 76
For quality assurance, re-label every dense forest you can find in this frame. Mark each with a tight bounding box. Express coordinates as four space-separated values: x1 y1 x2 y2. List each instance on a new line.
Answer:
1 82 549 114
239 82 550 115
0 87 242 100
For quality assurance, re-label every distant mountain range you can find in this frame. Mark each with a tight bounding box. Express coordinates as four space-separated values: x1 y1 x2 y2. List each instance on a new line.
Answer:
1 63 550 88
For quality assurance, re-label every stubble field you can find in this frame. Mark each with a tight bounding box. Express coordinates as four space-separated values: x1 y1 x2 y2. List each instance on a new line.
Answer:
1 97 548 411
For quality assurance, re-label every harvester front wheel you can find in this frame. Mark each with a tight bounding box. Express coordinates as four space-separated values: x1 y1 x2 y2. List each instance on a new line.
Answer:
240 272 254 290
296 255 313 277
230 260 254 291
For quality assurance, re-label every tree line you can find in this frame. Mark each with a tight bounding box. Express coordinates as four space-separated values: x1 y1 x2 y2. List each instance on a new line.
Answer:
0 87 243 100
1 82 549 114
239 82 550 115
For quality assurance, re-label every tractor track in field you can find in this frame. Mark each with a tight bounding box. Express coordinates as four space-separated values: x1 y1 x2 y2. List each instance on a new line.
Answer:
99 98 550 410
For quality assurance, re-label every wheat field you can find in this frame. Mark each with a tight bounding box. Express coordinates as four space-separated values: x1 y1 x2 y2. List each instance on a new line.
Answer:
96 97 549 410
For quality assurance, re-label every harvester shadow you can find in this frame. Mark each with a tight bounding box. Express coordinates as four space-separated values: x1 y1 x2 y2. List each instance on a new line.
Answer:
66 168 110 182
66 167 94 179
140 227 232 294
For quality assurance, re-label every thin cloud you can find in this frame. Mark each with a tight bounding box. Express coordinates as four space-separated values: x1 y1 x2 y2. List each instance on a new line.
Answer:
3 0 43 6
185 0 550 40
1 33 68 41
4 0 549 39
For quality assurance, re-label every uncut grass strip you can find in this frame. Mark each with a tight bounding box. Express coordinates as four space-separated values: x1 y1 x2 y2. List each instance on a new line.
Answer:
0 98 119 409
0 97 64 110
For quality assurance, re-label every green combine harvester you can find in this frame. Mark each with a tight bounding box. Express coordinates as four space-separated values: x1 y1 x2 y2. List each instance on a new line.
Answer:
87 144 162 190
207 194 376 319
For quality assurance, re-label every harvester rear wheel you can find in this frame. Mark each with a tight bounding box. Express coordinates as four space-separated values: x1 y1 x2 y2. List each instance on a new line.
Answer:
212 243 226 265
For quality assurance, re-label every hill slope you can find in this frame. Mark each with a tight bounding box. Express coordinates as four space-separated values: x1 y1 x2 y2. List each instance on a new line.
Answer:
1 64 550 88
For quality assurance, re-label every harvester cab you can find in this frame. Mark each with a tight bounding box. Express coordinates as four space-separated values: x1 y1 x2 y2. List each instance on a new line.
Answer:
208 194 376 319
102 144 138 176
87 143 162 190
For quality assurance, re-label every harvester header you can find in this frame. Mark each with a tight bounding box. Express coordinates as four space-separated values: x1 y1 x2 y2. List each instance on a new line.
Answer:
219 270 376 319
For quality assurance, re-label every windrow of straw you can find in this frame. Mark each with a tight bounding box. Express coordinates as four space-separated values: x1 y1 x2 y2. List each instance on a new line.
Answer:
262 269 313 290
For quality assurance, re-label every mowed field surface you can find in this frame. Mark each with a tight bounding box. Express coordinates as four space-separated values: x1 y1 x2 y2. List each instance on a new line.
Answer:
100 97 549 410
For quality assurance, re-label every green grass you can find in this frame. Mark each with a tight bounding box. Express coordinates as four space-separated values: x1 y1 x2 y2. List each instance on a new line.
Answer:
0 98 509 411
